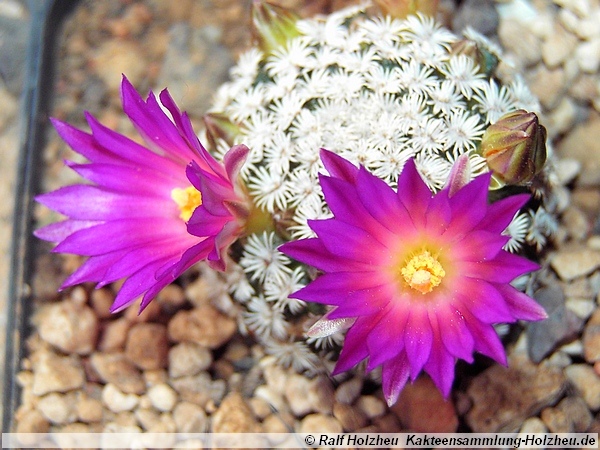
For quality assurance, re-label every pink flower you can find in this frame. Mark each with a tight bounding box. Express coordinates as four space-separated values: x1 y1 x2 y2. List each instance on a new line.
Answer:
280 149 547 405
35 76 249 313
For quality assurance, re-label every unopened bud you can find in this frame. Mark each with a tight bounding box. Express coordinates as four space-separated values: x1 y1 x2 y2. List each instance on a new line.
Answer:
373 0 439 18
252 0 301 54
480 110 547 186
203 113 241 150
451 39 499 76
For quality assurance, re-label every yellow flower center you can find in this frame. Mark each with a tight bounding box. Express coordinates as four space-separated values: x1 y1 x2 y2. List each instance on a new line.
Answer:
400 250 445 294
171 186 202 222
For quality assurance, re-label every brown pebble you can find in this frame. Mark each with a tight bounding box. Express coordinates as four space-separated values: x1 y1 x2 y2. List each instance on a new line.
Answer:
14 409 50 434
125 323 169 370
333 401 368 431
583 322 600 362
248 397 272 420
211 392 262 432
90 352 145 394
168 342 213 378
124 297 162 323
355 395 386 419
98 317 130 352
299 413 343 433
90 288 116 319
173 402 208 432
168 305 236 349
372 414 403 432
334 377 363 405
76 394 104 423
156 284 187 311
262 413 290 433
392 376 458 433
557 396 593 432
541 406 572 432
170 373 226 407
308 375 335 415
32 351 86 396
37 301 99 355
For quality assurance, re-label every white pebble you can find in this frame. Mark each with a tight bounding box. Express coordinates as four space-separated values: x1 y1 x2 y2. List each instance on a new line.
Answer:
102 383 139 413
576 39 600 73
147 383 178 412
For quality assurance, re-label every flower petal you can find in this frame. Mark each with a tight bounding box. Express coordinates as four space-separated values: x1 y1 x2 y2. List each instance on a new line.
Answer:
463 309 507 365
455 278 516 324
494 283 547 321
366 302 410 369
381 356 410 407
462 251 539 283
437 306 475 362
320 148 358 182
445 172 492 237
396 158 432 227
309 218 387 264
280 238 372 273
332 319 371 374
403 308 433 380
477 193 530 233
356 166 415 236
424 312 455 397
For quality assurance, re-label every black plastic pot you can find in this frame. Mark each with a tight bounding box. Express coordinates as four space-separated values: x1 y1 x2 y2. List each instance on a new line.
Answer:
3 0 78 433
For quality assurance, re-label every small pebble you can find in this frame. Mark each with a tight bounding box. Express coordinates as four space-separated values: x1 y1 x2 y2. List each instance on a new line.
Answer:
37 392 78 424
170 373 226 407
262 413 290 433
392 376 458 433
565 364 600 410
90 288 115 319
284 373 315 417
557 396 593 432
248 397 272 420
520 417 548 433
167 305 237 349
98 317 130 352
211 392 262 432
125 323 169 370
334 377 363 405
168 342 212 378
173 402 208 433
90 352 145 394
356 395 386 419
299 413 343 433
541 406 571 432
102 383 139 413
550 247 600 281
147 383 178 412
14 409 50 434
76 394 104 423
37 301 99 355
134 408 160 431
32 351 86 396
332 401 368 431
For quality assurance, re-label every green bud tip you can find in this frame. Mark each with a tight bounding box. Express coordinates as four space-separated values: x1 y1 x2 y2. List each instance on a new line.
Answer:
203 113 241 150
373 0 439 19
480 109 547 186
251 0 302 55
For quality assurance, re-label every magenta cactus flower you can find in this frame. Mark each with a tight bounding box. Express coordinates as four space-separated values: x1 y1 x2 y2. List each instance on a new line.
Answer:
35 76 250 313
280 149 547 405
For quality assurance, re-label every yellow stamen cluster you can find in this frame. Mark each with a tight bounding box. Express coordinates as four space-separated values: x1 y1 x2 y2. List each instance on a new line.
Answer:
171 186 202 222
401 250 445 294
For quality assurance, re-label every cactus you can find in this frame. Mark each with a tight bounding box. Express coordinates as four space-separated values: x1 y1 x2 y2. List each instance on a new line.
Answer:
202 2 560 374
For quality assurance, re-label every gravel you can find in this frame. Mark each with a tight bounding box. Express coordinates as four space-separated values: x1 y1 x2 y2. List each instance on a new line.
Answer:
8 0 600 436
